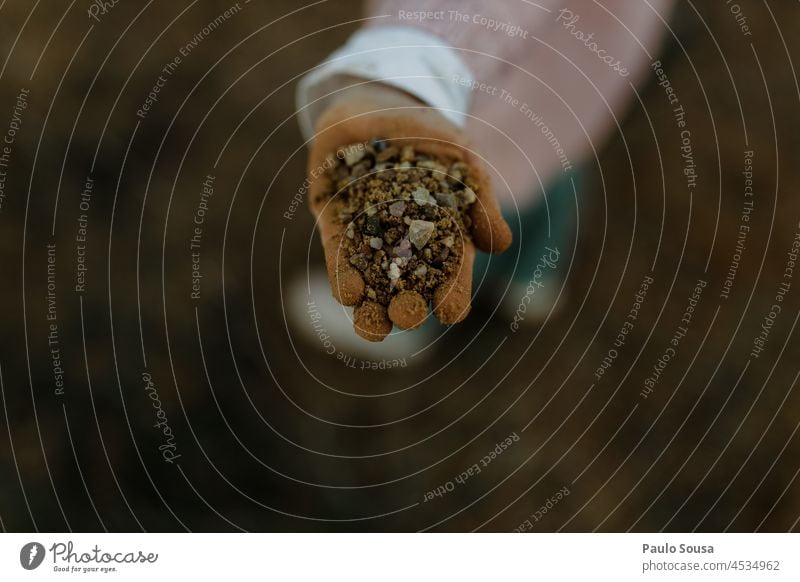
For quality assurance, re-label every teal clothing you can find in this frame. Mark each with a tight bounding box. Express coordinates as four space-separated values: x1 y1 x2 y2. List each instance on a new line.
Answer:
474 170 580 289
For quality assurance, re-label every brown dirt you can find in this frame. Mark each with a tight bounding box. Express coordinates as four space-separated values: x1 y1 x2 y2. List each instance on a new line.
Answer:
320 140 477 307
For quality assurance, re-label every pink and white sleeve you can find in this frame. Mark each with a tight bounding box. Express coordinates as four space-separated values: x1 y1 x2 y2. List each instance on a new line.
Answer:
298 0 676 208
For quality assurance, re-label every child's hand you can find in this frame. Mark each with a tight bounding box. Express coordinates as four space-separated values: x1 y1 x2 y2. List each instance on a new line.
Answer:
306 84 512 341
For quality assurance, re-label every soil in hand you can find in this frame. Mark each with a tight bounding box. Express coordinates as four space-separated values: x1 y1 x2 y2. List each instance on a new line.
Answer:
319 139 478 309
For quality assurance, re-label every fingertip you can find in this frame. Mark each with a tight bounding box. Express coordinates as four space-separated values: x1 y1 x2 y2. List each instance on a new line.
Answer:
331 267 365 306
388 291 429 330
353 301 393 342
432 283 471 325
470 204 513 254
432 243 474 325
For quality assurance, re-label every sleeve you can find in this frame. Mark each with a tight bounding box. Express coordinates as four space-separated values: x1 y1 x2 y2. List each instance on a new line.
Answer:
364 0 555 79
296 26 475 141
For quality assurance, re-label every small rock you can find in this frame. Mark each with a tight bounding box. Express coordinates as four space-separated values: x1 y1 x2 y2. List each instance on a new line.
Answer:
389 263 401 280
448 172 463 184
442 235 455 248
369 138 389 153
367 288 377 300
432 247 450 266
343 145 365 166
412 187 436 206
408 220 435 250
417 160 448 176
369 237 383 250
365 205 378 216
389 201 406 217
349 254 369 271
345 226 355 239
449 162 469 183
376 146 398 162
414 265 428 277
351 160 371 179
435 192 457 208
393 238 413 260
462 187 477 204
365 215 383 235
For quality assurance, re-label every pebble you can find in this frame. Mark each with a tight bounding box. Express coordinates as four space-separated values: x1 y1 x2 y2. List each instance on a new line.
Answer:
343 145 366 166
365 215 383 235
346 226 355 239
422 205 439 221
442 235 455 248
462 187 477 204
349 254 369 271
389 201 406 217
412 187 437 206
393 238 413 260
389 263 401 280
414 265 428 277
369 138 389 153
408 220 435 250
417 160 448 175
351 161 371 179
449 162 469 184
365 205 378 216
369 237 383 250
367 289 377 300
435 192 457 208
376 146 398 162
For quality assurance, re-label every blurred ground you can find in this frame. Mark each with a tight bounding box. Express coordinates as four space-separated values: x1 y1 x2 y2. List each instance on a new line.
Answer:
0 0 799 531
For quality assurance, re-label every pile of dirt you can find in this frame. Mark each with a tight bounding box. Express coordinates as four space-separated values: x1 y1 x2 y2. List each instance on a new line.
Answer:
322 139 478 310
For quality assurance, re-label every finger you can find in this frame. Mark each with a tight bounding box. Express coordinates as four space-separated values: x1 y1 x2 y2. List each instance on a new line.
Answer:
388 291 428 330
466 160 513 255
316 206 365 306
308 164 365 307
319 216 365 307
433 240 475 325
353 301 393 342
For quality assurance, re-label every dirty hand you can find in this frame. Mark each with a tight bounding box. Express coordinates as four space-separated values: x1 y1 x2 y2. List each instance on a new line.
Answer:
306 83 512 341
